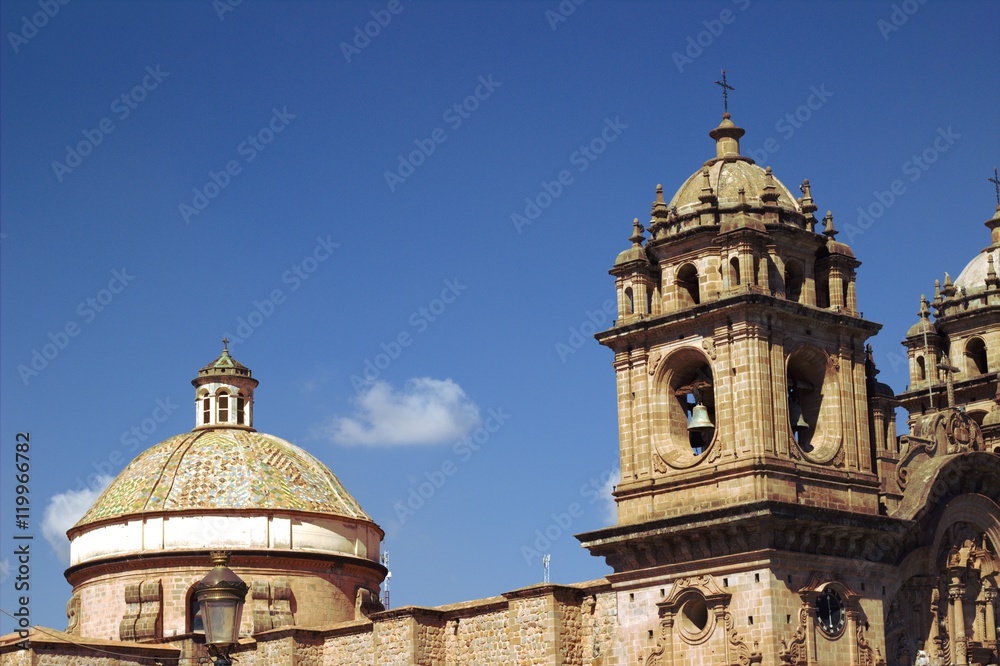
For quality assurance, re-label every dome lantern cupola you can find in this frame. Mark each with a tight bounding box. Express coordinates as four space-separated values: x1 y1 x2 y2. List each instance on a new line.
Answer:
708 112 746 159
192 339 259 430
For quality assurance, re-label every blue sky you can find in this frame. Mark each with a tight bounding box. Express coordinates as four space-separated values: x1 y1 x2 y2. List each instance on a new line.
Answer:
1 0 998 634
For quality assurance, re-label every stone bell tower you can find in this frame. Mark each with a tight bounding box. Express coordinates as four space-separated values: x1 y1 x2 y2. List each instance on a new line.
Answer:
579 112 898 665
601 113 883 526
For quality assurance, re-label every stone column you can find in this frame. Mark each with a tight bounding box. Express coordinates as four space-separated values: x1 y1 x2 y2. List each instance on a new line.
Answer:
846 273 858 314
983 584 997 655
662 615 675 666
846 609 860 666
828 265 845 310
806 604 819 666
949 577 968 666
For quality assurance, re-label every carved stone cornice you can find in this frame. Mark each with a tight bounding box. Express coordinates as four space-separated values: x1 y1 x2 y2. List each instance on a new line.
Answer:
578 501 909 574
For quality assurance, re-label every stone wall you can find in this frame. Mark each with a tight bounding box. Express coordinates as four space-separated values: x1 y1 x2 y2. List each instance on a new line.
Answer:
0 574 893 666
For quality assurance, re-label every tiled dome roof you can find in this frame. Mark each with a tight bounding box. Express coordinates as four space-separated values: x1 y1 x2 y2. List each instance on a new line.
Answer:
74 428 371 529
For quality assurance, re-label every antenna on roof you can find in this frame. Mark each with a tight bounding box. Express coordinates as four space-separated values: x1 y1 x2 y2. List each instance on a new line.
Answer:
542 553 551 584
380 551 391 610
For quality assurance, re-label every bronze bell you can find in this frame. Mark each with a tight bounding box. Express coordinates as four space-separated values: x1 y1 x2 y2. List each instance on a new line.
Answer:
789 401 809 432
688 402 714 432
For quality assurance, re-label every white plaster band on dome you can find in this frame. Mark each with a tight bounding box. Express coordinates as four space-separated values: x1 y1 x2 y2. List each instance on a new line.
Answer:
69 513 382 567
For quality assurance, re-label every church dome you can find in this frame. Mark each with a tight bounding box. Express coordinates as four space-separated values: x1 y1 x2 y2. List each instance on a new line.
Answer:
954 247 998 290
666 115 802 220
954 206 1000 290
73 428 371 530
67 346 383 570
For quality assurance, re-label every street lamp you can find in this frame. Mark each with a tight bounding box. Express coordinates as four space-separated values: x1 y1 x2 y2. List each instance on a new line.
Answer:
194 551 249 666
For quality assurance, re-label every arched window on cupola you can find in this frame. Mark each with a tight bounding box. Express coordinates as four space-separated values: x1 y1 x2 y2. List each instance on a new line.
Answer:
676 263 700 307
965 337 988 375
200 391 211 426
624 286 634 315
784 260 804 303
916 356 927 381
237 392 246 425
217 390 230 424
729 257 741 287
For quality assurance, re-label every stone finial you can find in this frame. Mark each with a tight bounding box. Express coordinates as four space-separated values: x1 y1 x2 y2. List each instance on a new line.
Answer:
942 272 956 297
822 211 838 239
629 218 645 247
698 168 718 206
649 183 670 236
933 278 942 305
799 179 817 214
761 166 779 204
918 295 930 319
987 253 999 288
738 186 748 208
700 169 714 195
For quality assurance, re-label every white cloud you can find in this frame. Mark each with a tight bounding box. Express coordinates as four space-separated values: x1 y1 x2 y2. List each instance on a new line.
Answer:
600 469 619 525
326 378 481 446
42 476 113 563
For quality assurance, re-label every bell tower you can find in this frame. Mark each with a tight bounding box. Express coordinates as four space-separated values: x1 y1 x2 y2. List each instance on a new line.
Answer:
600 113 884 528
578 111 905 664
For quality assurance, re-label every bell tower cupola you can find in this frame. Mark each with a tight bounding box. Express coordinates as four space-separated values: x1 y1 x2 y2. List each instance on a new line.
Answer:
192 339 258 430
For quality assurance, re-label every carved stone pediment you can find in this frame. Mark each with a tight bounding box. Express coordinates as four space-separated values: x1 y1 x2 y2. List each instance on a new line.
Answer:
897 409 986 491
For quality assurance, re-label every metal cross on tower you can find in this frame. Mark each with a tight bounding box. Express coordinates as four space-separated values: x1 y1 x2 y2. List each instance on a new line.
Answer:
222 337 230 352
938 354 960 408
989 166 1000 207
714 70 735 114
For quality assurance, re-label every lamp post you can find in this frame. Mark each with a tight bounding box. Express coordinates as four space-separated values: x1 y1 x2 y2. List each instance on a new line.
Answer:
194 551 249 666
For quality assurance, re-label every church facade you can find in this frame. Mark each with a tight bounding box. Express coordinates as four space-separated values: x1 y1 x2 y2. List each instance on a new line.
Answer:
2 113 998 666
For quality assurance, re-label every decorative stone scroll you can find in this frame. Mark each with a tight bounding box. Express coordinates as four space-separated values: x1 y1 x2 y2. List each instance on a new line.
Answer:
896 408 985 491
65 593 81 635
119 579 162 641
251 578 295 633
355 586 384 619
